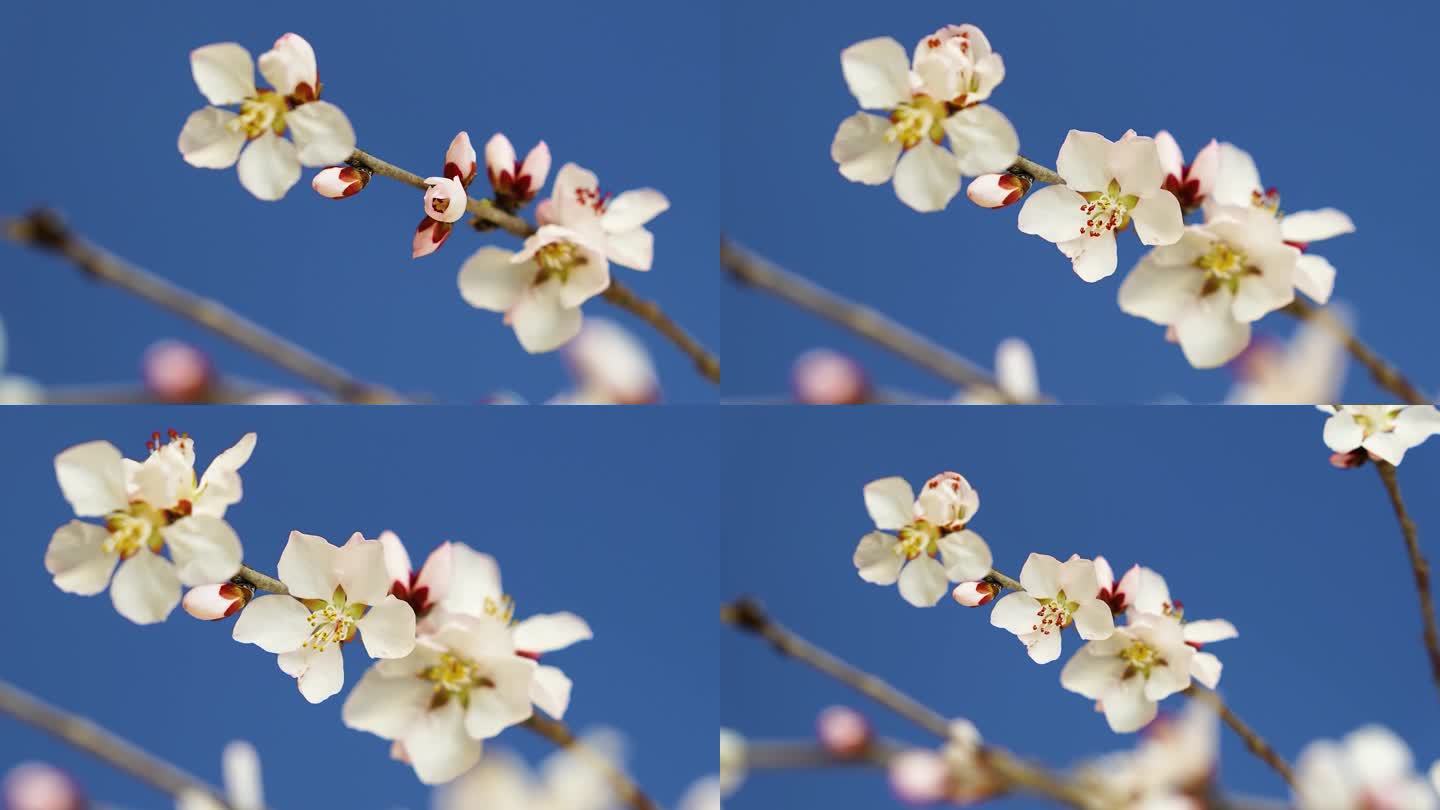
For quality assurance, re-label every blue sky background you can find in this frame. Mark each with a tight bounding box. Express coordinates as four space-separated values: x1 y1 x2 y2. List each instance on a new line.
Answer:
722 1 1438 403
0 0 718 404
723 407 1440 807
0 408 716 809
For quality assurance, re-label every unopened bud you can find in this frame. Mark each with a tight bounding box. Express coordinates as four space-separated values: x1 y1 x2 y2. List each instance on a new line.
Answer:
1330 449 1368 469
444 131 478 187
142 340 213 403
183 583 252 620
311 166 369 199
3 763 85 810
951 580 996 607
412 217 454 259
486 133 551 206
817 706 871 758
966 173 1030 209
793 349 869 404
889 749 950 805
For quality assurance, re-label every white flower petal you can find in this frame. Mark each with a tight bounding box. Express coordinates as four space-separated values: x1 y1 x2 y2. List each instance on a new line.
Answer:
943 105 1019 176
892 141 960 212
236 133 301 201
1017 186 1088 244
55 441 128 517
854 532 904 585
1131 193 1184 246
530 664 574 719
1107 136 1164 195
512 613 592 654
356 596 418 659
1322 412 1365 454
832 113 901 185
1294 254 1337 304
336 536 391 606
1102 677 1157 733
1118 260 1204 324
604 227 654 272
990 592 1042 634
297 644 345 703
277 531 340 599
45 521 118 595
936 530 992 582
1281 208 1355 243
342 664 432 738
403 701 481 785
839 37 910 109
1175 293 1250 368
511 283 583 354
863 477 916 530
1020 553 1062 598
1056 130 1113 191
603 190 669 232
257 33 317 97
286 101 356 166
110 551 180 625
458 248 533 312
190 43 255 106
1190 651 1223 689
897 556 948 607
440 546 505 618
178 108 246 169
1072 600 1115 640
232 595 313 653
464 657 537 738
162 516 243 586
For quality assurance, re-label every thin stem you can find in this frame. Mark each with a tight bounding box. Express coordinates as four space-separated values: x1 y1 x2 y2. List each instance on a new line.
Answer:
1010 156 1063 186
3 210 406 405
720 239 1042 402
721 598 1099 809
1183 686 1294 787
743 739 901 770
1282 298 1427 405
0 679 234 809
347 148 720 384
1375 461 1440 697
521 713 660 810
235 565 288 595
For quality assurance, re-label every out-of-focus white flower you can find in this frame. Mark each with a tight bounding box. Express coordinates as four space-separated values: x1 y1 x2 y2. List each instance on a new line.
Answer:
1118 205 1298 369
831 27 1019 212
1018 130 1184 282
1294 726 1438 810
1153 131 1219 211
1208 142 1353 304
792 349 869 404
1227 311 1348 404
46 431 254 624
180 34 355 200
719 728 746 796
675 778 722 810
344 612 535 784
854 475 993 607
1060 613 1195 733
2 763 84 810
232 531 417 703
538 163 668 272
1077 702 1219 808
435 734 623 810
143 340 214 403
817 706 872 758
457 229 611 354
1320 405 1440 466
0 316 43 404
486 134 551 207
889 749 952 805
958 338 1038 403
990 553 1115 664
176 741 265 810
556 319 659 405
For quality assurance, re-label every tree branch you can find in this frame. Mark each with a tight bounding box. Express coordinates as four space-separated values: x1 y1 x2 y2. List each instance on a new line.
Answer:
1183 686 1293 787
347 148 719 384
720 239 1041 402
0 679 235 809
521 713 660 810
2 210 407 404
1375 461 1440 697
1282 299 1427 404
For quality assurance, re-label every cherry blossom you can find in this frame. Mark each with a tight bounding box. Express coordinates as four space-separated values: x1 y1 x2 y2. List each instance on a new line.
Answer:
831 27 1019 212
1226 314 1347 404
176 741 265 810
1154 132 1219 212
537 163 669 272
853 475 993 607
1320 405 1440 466
1077 702 1219 809
341 611 536 784
434 735 621 810
1118 205 1299 368
1293 726 1439 810
486 134 552 209
1061 612 1195 732
990 554 1116 664
379 530 454 622
413 133 479 259
915 471 979 531
179 34 355 200
1208 142 1354 305
1017 130 1184 282
555 318 659 405
889 749 952 805
232 531 417 703
46 431 254 624
456 229 610 354
1115 564 1236 689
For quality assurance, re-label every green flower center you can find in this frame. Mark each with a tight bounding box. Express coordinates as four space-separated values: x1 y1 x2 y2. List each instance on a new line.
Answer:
885 95 948 150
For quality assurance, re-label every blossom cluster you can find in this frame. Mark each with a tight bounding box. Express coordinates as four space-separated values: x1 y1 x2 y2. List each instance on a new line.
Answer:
179 33 670 357
832 24 1358 372
43 432 591 786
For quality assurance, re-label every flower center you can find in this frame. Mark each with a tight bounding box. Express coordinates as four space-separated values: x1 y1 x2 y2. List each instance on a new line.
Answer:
1078 180 1139 238
1249 187 1281 215
1195 241 1261 296
1119 639 1165 679
1351 407 1401 438
421 652 496 709
103 502 168 558
896 520 940 560
1030 591 1079 635
228 91 288 139
300 587 367 652
885 95 948 150
534 240 587 285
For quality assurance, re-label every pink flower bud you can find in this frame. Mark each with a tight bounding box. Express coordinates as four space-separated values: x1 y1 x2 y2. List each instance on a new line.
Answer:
916 471 979 531
519 142 552 197
311 166 370 199
951 580 996 607
445 131 478 187
792 349 869 404
889 750 950 805
486 133 550 205
142 340 213 403
966 173 1030 209
423 176 468 224
817 706 871 758
3 763 85 810
183 583 252 620
412 217 454 259
1330 449 1368 469
485 133 516 184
